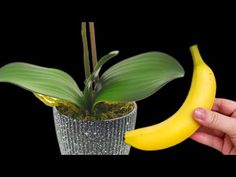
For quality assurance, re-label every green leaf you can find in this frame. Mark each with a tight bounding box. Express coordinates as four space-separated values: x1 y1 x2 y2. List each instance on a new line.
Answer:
85 50 119 87
83 51 119 112
0 62 83 107
93 50 119 78
94 52 185 105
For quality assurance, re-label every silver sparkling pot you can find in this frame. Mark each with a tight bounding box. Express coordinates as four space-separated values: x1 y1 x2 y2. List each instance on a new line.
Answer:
53 102 137 155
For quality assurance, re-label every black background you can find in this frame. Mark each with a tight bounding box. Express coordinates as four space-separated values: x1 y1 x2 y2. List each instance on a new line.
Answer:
0 2 235 164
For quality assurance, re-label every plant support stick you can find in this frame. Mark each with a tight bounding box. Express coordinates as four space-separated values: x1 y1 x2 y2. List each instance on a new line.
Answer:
89 22 98 70
81 22 91 79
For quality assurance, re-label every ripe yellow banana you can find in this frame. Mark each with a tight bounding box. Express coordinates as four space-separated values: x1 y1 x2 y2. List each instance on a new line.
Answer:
124 44 217 151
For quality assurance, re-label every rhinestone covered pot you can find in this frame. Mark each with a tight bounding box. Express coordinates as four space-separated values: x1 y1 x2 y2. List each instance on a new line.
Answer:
53 102 137 155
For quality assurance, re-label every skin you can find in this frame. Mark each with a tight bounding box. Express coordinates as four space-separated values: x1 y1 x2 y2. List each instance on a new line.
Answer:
191 98 236 155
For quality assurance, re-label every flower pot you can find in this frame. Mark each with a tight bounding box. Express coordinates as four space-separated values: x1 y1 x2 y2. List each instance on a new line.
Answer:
53 102 137 155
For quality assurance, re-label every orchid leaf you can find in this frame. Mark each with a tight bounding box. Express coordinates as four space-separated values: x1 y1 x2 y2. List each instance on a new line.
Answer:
93 50 119 78
94 52 184 105
85 50 119 86
0 62 83 107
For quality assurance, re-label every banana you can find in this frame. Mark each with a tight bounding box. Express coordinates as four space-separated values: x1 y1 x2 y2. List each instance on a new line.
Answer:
124 44 216 151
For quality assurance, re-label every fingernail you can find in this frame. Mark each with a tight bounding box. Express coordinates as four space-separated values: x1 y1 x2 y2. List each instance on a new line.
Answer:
194 108 206 120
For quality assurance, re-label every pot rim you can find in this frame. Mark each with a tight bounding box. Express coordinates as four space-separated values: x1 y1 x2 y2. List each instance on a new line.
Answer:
53 102 137 122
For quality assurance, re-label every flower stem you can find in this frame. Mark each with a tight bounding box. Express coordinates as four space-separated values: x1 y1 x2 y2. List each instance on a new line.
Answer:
89 22 98 70
81 22 94 113
81 22 91 79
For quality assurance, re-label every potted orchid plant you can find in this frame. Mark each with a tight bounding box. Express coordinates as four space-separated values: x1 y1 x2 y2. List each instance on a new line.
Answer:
0 22 184 155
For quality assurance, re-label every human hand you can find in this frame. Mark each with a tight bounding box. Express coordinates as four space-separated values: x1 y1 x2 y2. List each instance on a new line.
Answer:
191 98 236 155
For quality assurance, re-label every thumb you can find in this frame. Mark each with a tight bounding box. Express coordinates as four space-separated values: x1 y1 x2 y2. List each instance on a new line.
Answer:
193 108 236 136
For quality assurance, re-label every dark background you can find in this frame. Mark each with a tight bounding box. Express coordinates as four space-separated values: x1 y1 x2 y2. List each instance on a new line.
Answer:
0 2 235 163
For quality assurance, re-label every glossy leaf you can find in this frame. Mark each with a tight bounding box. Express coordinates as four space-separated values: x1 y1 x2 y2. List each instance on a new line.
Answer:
85 50 119 87
0 62 83 107
93 50 119 78
94 52 185 104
